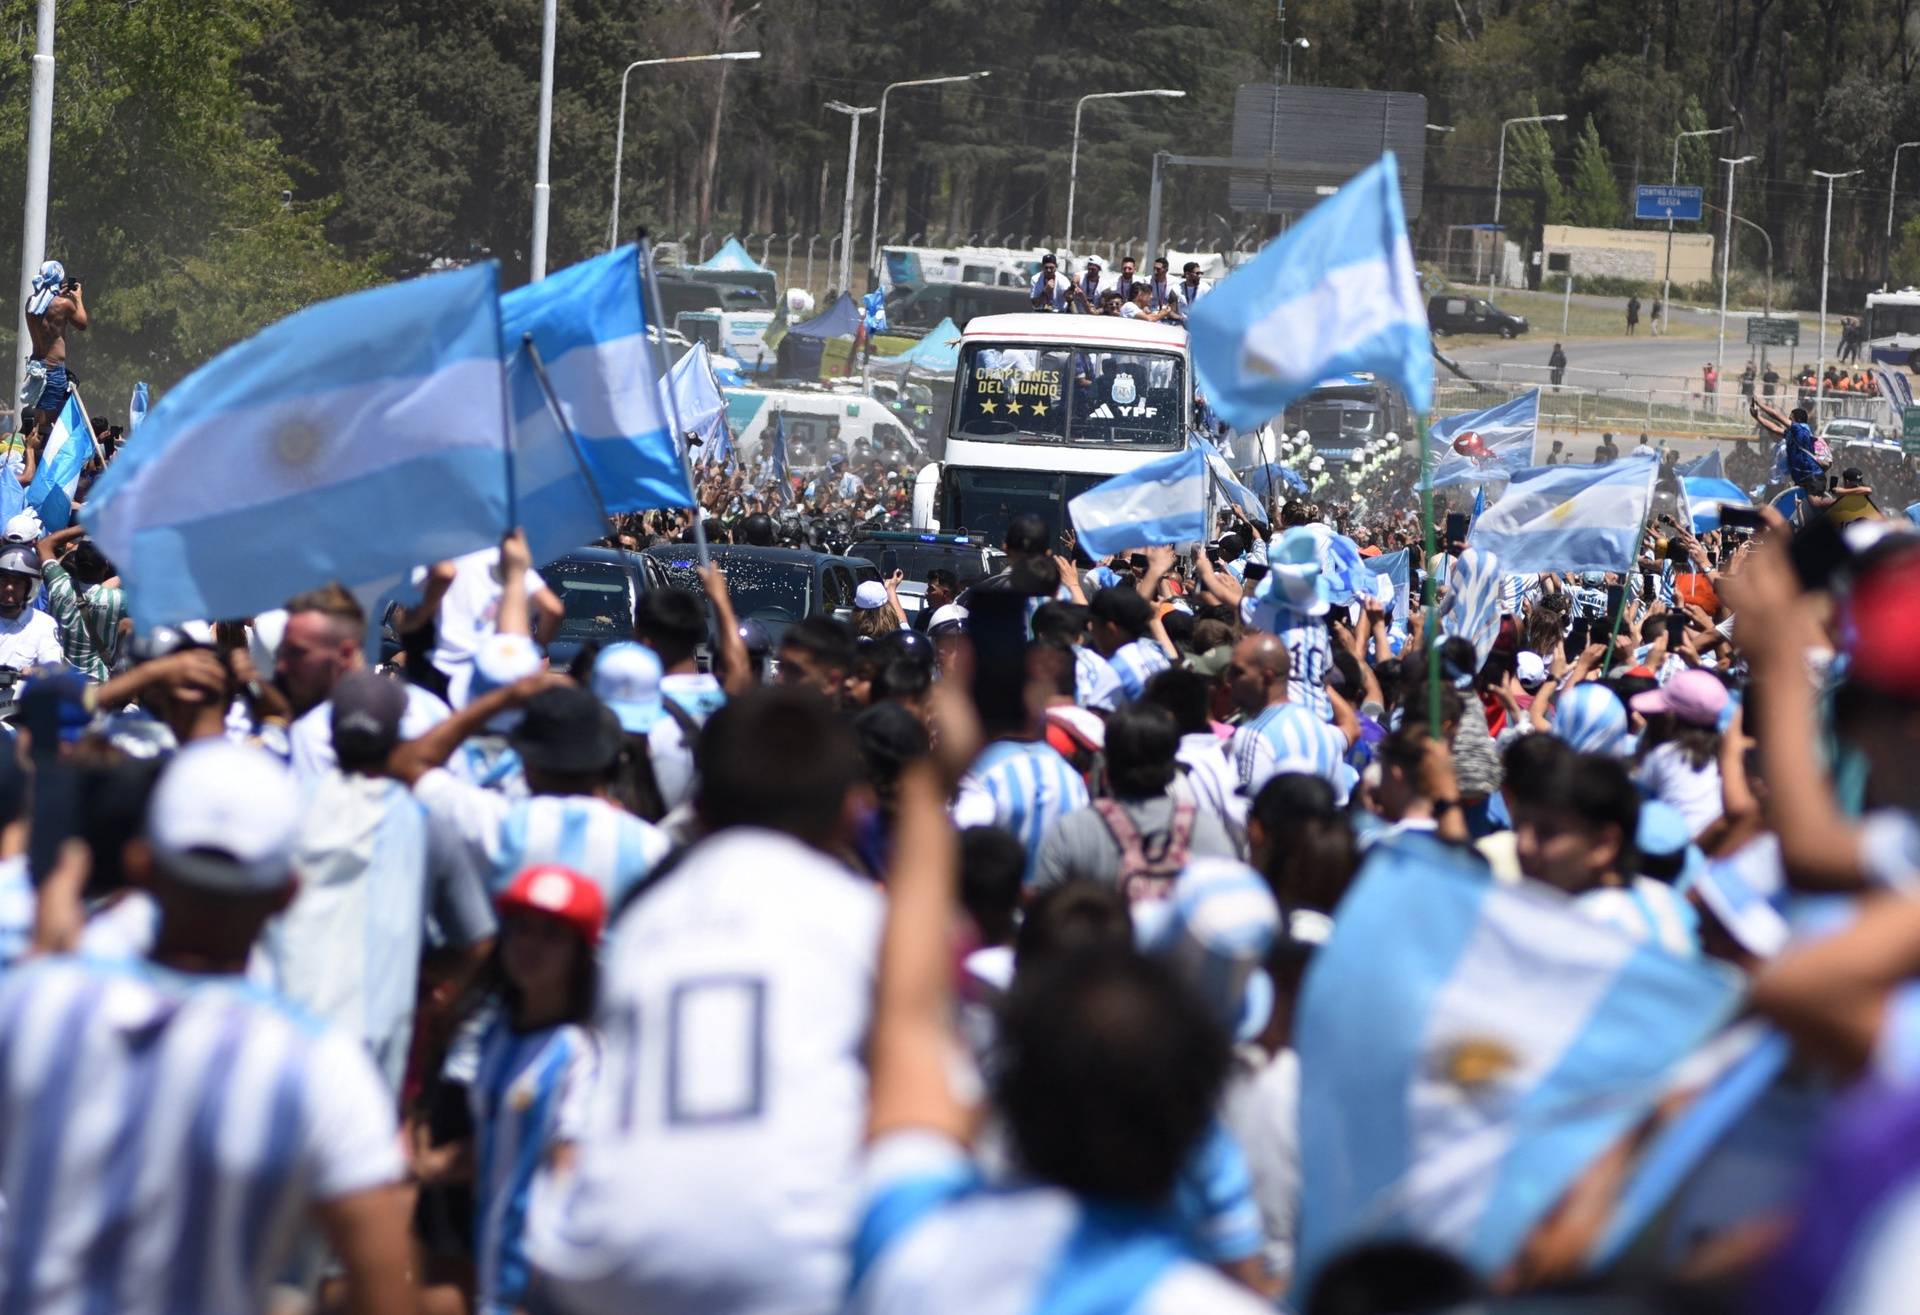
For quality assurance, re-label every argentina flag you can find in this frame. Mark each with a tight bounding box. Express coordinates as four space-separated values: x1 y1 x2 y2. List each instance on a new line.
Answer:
661 341 729 457
1295 834 1740 1286
1677 448 1725 480
26 392 97 529
83 263 514 626
1683 476 1753 534
501 244 692 517
1190 154 1432 431
1200 437 1270 528
1428 391 1540 488
1067 441 1208 558
1464 458 1658 576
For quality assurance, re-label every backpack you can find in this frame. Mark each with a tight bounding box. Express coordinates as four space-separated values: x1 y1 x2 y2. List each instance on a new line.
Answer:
1812 435 1835 470
1092 798 1196 904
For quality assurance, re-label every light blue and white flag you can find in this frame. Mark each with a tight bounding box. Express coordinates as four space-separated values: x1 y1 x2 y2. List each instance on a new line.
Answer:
1324 532 1372 605
26 392 97 530
500 244 692 518
84 263 514 626
1439 546 1502 670
1245 462 1308 498
128 381 149 436
1372 548 1410 634
1199 436 1270 528
1464 459 1657 576
1683 476 1752 534
1429 391 1540 488
1295 833 1741 1285
661 341 729 457
1190 154 1432 431
1677 448 1724 480
1068 442 1208 558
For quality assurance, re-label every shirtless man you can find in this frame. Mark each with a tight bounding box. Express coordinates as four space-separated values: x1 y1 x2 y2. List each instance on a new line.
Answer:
23 260 87 442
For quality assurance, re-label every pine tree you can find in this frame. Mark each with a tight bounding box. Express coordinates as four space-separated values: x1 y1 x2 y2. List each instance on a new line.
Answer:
1568 115 1622 227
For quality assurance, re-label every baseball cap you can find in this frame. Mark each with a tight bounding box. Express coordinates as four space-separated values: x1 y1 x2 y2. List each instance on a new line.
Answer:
1134 857 1280 1043
1630 668 1729 727
510 685 624 776
330 669 407 767
591 642 666 734
497 863 607 948
147 741 302 891
1515 651 1549 689
1635 801 1707 892
1186 644 1233 679
854 580 889 610
468 633 543 732
928 603 969 636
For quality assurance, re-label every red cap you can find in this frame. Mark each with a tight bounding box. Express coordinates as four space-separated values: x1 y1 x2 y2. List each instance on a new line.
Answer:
1848 548 1920 696
497 864 607 947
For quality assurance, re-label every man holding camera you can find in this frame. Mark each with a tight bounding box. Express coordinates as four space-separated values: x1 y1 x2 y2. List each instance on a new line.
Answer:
23 260 87 442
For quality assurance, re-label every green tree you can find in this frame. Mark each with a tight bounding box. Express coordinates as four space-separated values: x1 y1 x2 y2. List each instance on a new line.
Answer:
1567 115 1621 227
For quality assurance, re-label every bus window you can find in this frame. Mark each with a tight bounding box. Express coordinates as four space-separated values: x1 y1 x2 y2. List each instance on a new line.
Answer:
1070 349 1184 448
956 347 1071 441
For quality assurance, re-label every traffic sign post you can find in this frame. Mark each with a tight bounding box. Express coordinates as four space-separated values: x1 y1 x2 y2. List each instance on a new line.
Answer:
1745 317 1801 348
1635 184 1706 222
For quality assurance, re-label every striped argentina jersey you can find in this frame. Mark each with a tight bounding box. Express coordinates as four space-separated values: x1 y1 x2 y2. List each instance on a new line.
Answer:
1073 644 1123 712
1241 595 1333 722
848 1131 1272 1315
0 956 403 1315
957 740 1090 884
1232 702 1348 796
471 1020 596 1315
1107 637 1172 703
415 768 671 905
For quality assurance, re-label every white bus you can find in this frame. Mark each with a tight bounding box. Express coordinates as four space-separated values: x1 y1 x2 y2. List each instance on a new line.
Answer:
1864 286 1920 367
912 313 1192 546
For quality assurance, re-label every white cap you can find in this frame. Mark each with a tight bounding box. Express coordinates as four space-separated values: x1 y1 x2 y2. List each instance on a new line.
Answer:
1515 651 1549 688
147 741 302 891
592 642 666 734
928 602 969 634
854 580 889 610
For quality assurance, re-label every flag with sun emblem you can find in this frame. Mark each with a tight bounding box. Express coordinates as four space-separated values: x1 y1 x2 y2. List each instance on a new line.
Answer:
83 262 514 626
1292 832 1739 1287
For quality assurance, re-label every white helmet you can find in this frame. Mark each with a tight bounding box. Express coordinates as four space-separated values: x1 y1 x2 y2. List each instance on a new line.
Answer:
0 544 41 580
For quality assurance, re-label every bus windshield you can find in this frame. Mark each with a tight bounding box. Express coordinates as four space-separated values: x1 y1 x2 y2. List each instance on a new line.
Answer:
1869 301 1920 339
952 342 1184 449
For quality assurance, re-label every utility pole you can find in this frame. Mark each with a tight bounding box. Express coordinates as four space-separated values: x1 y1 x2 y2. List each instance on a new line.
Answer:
15 0 55 401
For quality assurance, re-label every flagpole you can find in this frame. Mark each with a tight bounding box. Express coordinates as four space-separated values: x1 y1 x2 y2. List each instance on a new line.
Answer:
636 232 709 568
522 336 616 534
1418 413 1441 737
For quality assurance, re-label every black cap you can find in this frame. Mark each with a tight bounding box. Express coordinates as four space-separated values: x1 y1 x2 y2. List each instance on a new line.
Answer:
331 670 407 768
511 686 624 776
1089 585 1152 636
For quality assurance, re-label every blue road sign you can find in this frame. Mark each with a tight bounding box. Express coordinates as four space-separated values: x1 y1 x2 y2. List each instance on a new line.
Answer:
1634 184 1705 222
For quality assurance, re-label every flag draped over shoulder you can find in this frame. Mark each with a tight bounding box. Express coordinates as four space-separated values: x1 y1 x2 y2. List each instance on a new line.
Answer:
1429 391 1540 488
1068 442 1209 558
1295 834 1740 1286
1464 458 1658 576
84 263 515 626
1190 154 1432 431
501 244 691 520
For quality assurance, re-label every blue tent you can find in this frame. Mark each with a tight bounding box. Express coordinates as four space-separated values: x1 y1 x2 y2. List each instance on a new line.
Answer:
694 237 769 274
866 317 962 377
778 293 862 380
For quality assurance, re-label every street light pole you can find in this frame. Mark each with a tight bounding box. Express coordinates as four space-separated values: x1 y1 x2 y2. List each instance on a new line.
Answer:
1660 125 1731 332
607 50 763 252
1886 140 1920 286
868 72 989 282
1716 154 1755 392
14 0 53 406
825 101 875 300
1286 37 1310 83
1066 89 1185 263
1489 113 1566 301
530 0 557 280
1813 167 1864 423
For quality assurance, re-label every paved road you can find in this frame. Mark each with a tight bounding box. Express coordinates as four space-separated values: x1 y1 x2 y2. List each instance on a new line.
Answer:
1447 331 1833 392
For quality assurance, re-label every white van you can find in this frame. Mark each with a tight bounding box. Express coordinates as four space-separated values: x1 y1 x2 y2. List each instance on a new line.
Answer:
675 309 776 373
722 387 923 470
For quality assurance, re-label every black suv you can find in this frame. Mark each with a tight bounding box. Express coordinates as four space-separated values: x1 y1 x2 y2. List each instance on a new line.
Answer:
1426 293 1529 338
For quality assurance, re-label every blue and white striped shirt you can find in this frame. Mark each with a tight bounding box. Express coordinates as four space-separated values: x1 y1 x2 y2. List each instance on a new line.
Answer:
1108 637 1172 703
1074 644 1124 711
0 956 403 1315
1231 702 1349 797
1242 596 1333 722
956 741 1090 885
471 1020 596 1315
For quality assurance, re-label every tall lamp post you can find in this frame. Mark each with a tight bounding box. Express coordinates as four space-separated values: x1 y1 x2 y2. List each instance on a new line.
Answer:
825 101 875 299
868 72 989 281
1066 89 1185 262
1813 168 1864 422
1488 112 1566 300
1716 154 1756 391
605 50 762 252
14 0 53 404
1660 125 1731 332
1886 140 1920 286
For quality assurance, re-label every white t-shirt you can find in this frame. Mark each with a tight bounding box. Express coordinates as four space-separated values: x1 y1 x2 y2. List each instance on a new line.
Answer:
1220 1048 1303 1283
428 548 549 707
0 956 402 1315
1634 741 1724 837
844 1130 1273 1315
0 604 65 670
525 827 884 1315
288 680 451 782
